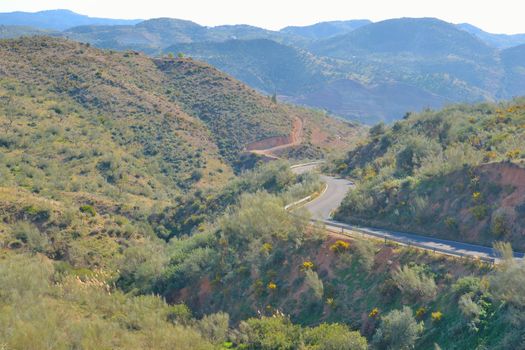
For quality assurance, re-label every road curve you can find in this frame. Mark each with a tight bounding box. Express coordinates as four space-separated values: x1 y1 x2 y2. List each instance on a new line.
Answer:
291 163 524 261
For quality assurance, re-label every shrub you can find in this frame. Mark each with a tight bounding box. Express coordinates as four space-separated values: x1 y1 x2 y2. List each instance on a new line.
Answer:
23 205 51 221
369 308 380 318
470 205 488 221
431 311 443 322
237 315 301 350
330 240 350 253
10 221 49 253
304 270 324 301
452 276 483 295
490 209 511 237
373 306 423 350
458 294 483 330
415 307 426 319
79 204 96 217
304 323 368 350
392 264 437 301
197 312 230 344
302 261 315 270
352 239 375 272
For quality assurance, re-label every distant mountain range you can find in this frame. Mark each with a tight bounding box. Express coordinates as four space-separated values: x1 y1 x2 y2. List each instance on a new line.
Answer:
2 9 525 123
0 9 141 30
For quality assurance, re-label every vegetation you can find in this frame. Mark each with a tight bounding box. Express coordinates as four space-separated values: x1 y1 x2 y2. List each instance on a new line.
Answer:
334 100 525 249
2 35 525 350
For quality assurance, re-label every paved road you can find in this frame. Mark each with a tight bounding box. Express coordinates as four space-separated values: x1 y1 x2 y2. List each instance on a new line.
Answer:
292 163 524 261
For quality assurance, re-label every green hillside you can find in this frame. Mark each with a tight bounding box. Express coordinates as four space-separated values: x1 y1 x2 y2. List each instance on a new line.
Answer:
333 99 525 250
166 39 329 95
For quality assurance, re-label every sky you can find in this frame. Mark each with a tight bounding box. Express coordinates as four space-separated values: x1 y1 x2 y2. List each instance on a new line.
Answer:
0 0 523 34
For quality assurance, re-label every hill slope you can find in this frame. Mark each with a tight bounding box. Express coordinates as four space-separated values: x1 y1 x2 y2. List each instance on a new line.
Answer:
457 23 525 49
0 36 360 198
280 20 371 40
333 99 525 250
166 39 330 95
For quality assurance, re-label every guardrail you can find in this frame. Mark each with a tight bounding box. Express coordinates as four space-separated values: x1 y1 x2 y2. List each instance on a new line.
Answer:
290 161 325 169
284 195 312 210
313 218 497 264
286 161 511 264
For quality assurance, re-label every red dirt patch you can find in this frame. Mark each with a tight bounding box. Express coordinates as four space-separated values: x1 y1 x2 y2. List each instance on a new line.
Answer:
483 162 525 207
246 117 304 158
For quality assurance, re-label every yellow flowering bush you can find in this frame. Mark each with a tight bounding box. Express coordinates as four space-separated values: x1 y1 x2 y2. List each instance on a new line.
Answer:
431 311 443 321
330 240 350 253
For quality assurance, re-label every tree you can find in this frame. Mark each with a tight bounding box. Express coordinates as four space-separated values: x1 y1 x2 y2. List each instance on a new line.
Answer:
373 306 423 350
304 323 368 350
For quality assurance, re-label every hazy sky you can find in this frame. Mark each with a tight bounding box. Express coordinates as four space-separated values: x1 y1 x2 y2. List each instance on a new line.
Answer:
0 0 523 34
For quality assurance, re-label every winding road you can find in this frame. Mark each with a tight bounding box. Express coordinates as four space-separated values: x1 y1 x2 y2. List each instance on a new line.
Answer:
292 163 524 262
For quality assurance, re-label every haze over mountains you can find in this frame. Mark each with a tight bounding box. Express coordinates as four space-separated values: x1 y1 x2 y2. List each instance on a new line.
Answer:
2 9 525 123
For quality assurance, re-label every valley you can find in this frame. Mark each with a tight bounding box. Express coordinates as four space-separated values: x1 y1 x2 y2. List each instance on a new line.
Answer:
1 7 525 350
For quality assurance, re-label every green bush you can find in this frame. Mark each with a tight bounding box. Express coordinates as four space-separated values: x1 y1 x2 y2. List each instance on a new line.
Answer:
304 323 368 350
10 221 49 253
392 264 437 301
79 204 97 217
372 306 423 350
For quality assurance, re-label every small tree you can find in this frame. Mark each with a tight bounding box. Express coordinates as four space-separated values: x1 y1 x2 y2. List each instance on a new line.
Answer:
373 306 423 350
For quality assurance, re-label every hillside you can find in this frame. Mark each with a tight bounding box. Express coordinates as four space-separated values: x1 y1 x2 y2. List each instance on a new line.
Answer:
63 18 302 54
280 20 371 40
1 35 525 349
500 44 525 96
166 39 331 95
332 99 525 250
312 18 494 58
3 14 525 123
0 36 360 203
457 23 525 49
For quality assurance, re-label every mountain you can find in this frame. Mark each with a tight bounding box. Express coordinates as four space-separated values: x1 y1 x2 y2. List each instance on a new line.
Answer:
166 39 330 95
457 23 525 49
3 13 525 123
500 44 525 96
311 17 494 58
0 9 142 31
172 18 517 123
62 18 303 54
280 19 372 40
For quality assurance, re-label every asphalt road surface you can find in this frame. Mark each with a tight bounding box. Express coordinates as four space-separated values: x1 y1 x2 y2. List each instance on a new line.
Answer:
291 163 524 261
